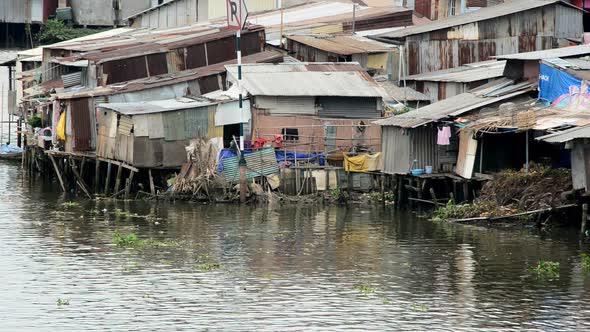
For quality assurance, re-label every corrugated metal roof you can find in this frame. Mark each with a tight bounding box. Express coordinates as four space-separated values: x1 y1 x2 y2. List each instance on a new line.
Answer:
377 0 577 39
286 34 394 55
375 80 536 128
223 148 279 183
537 124 590 143
225 62 383 97
494 44 590 60
377 81 430 102
405 60 506 83
98 97 215 115
54 50 283 100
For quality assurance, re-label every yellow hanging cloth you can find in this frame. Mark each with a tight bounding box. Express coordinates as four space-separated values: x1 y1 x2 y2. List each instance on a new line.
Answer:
57 112 66 141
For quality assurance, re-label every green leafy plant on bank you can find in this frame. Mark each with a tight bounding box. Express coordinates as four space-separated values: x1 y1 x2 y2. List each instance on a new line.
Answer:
581 254 590 271
113 231 143 247
38 20 106 44
27 116 42 129
330 187 342 200
530 260 560 278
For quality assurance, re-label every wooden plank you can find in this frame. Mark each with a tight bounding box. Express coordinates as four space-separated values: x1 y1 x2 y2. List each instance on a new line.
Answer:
114 165 123 194
96 157 139 172
104 162 112 194
149 169 156 195
125 171 135 199
49 154 66 192
95 159 100 193
70 159 92 199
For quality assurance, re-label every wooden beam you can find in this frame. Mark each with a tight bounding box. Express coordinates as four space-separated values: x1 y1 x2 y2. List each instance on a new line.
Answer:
80 156 86 179
149 169 156 195
96 157 138 172
104 162 112 195
70 159 92 199
114 165 123 194
48 154 66 192
125 171 135 199
95 159 101 193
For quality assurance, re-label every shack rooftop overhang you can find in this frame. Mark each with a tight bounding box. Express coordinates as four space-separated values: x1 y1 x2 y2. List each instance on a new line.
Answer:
494 44 590 61
537 124 590 143
375 0 583 40
50 25 265 65
53 50 284 100
405 60 506 83
375 79 537 128
225 62 384 98
98 97 216 116
285 34 395 56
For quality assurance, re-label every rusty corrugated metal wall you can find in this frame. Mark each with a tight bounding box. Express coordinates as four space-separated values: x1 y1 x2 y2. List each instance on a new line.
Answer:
409 125 439 172
69 98 93 151
406 3 582 75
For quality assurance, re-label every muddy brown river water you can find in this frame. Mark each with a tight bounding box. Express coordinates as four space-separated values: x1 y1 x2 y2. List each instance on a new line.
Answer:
1 161 590 331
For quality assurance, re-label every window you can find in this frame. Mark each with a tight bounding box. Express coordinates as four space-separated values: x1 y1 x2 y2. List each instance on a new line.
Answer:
282 128 299 141
449 0 457 16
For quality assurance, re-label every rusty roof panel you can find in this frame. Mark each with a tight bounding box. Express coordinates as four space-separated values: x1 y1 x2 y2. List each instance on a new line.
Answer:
286 35 394 56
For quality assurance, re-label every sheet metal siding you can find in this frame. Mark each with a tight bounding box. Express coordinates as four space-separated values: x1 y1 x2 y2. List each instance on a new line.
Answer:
208 106 224 138
223 148 279 183
555 4 583 39
186 44 207 69
184 107 209 139
163 111 186 141
405 4 581 75
318 97 380 119
0 0 44 23
410 126 439 171
70 98 93 151
62 71 83 88
382 127 411 175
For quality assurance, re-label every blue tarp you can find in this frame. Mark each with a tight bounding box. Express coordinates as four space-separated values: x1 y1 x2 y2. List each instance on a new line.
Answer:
539 63 582 103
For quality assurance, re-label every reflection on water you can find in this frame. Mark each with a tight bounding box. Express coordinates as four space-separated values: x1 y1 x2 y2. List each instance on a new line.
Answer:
1 162 590 331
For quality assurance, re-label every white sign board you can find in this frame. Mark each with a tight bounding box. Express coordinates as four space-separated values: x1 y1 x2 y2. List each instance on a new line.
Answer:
227 0 248 31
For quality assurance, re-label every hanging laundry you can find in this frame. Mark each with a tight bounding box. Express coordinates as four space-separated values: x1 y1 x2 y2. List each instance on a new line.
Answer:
437 126 451 145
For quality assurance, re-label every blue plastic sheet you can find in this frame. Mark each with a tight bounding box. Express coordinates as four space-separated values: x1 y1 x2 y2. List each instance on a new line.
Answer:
539 63 582 103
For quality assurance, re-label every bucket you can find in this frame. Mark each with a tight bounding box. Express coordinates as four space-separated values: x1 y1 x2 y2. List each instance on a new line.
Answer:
425 166 433 174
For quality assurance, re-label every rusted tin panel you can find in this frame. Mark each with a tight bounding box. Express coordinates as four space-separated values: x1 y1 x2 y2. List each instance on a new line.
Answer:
166 49 186 73
197 75 221 95
70 98 92 152
186 44 207 69
102 57 148 85
415 0 433 20
518 35 536 53
458 41 477 66
478 40 497 60
241 31 264 57
206 37 236 64
147 53 168 76
467 0 487 7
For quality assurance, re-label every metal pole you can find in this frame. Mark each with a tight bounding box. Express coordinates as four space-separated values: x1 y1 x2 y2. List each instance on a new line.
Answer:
352 4 356 34
237 28 247 203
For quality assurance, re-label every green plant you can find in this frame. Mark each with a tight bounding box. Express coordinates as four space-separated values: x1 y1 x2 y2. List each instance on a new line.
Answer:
27 116 42 128
581 254 590 271
62 201 79 208
330 187 342 200
57 298 70 306
412 303 428 312
38 19 105 44
354 283 376 295
530 260 560 278
113 231 143 247
198 262 222 271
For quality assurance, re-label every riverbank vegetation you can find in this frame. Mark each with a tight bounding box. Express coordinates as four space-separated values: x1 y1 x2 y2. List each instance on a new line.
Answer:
432 164 573 221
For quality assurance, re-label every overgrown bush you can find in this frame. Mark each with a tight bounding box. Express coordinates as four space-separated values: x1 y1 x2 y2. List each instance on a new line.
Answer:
38 20 105 44
27 115 42 128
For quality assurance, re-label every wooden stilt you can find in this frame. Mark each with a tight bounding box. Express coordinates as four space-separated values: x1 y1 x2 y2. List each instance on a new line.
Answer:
80 156 86 179
380 174 386 209
48 154 66 192
70 159 92 199
149 169 156 195
582 204 588 236
104 162 112 194
94 159 100 193
114 165 123 194
125 171 135 199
